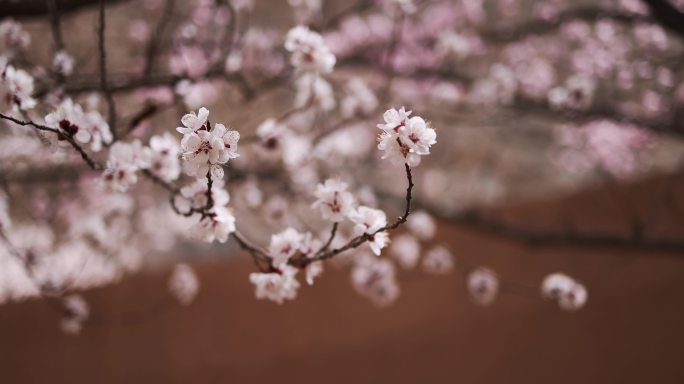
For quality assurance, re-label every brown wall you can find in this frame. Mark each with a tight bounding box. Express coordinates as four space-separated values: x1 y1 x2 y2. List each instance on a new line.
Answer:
1 179 684 384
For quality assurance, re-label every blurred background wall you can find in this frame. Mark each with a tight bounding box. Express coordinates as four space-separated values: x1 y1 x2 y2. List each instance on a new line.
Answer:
1 174 683 383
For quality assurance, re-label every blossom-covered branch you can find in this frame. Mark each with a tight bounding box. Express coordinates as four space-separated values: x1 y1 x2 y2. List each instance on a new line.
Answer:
4 0 677 334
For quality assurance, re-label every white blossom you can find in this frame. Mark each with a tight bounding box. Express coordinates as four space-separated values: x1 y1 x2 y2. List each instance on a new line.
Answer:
249 266 300 304
341 78 378 118
406 210 436 240
45 98 89 143
52 50 75 77
377 107 436 167
437 32 473 60
148 133 181 182
177 108 240 179
176 177 230 213
377 106 412 133
351 255 400 306
175 80 220 109
285 25 336 73
389 233 421 269
541 273 588 311
392 0 416 14
256 118 288 151
191 206 236 243
422 245 454 274
295 73 335 111
467 267 499 306
311 178 356 222
60 294 89 335
237 178 263 208
269 227 305 268
1 64 36 112
305 261 323 285
168 263 200 305
0 191 10 230
176 107 209 135
349 206 389 256
0 19 30 53
298 232 324 285
548 75 596 110
298 232 322 257
99 140 150 192
281 133 312 168
288 0 321 23
82 110 112 151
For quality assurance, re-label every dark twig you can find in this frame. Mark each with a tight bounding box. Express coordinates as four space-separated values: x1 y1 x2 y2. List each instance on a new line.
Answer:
319 0 372 30
142 0 176 78
126 103 158 135
315 222 338 256
46 0 65 51
430 207 684 257
98 0 117 142
298 164 414 265
0 113 102 170
230 231 271 273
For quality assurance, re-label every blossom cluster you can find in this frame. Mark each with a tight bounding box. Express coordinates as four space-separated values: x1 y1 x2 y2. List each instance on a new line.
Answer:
0 59 36 112
377 107 437 167
45 98 112 151
285 25 336 73
176 107 240 180
168 263 200 305
173 108 239 243
542 273 588 311
60 294 90 335
0 0 629 335
312 178 391 255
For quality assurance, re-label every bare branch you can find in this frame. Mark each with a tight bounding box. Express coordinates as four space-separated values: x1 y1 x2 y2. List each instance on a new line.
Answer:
142 0 176 79
0 0 123 17
98 0 117 142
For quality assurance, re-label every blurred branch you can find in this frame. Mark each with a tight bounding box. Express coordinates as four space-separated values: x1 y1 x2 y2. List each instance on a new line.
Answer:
0 165 86 184
482 6 653 43
642 0 684 39
55 68 269 99
0 113 102 170
319 0 373 30
46 0 65 51
142 0 176 79
448 211 684 255
0 0 123 17
430 208 684 257
98 0 117 142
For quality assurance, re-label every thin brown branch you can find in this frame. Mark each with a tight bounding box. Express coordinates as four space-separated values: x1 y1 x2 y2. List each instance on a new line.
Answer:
214 0 239 66
47 0 65 51
319 0 373 30
98 0 117 142
434 208 684 257
126 103 159 135
0 0 123 17
141 169 177 194
0 113 102 170
302 164 414 265
142 0 176 78
230 230 271 273
642 0 684 39
315 222 338 256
